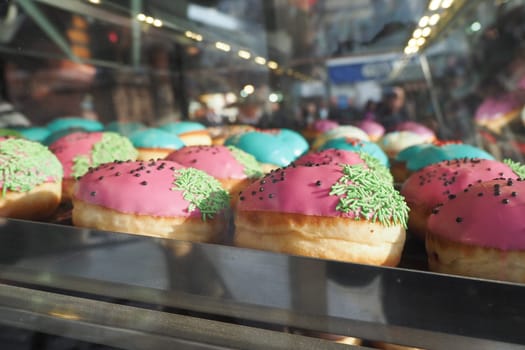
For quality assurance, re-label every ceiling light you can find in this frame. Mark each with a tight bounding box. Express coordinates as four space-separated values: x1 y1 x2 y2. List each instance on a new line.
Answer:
254 56 267 65
428 0 441 11
441 0 453 8
413 28 422 38
137 13 146 21
408 38 417 47
88 0 101 4
470 22 481 32
153 19 163 27
215 42 231 52
243 84 254 94
145 16 154 24
267 61 278 70
238 50 251 59
269 93 279 103
429 14 440 26
419 16 429 27
416 37 426 46
422 27 432 37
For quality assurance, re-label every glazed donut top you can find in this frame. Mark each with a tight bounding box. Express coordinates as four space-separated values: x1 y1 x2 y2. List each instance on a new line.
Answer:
405 144 494 171
160 121 206 135
428 178 525 250
311 126 370 149
129 129 185 149
49 132 138 179
75 160 229 220
225 131 299 167
475 94 522 123
319 137 390 167
0 137 63 193
356 120 385 138
18 127 50 143
165 145 263 179
294 148 392 182
401 158 523 209
395 121 435 140
105 121 145 136
379 131 430 155
47 117 104 133
312 119 339 133
237 163 408 227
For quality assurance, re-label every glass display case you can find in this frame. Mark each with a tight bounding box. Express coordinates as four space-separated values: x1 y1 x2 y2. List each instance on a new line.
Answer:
1 0 525 349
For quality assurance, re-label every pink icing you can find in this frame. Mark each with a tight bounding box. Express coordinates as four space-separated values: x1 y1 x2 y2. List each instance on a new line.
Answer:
395 121 435 139
165 146 246 179
312 120 339 133
237 164 354 218
475 94 522 122
356 120 385 138
401 159 517 210
74 160 201 218
428 178 525 250
294 149 366 167
49 132 103 179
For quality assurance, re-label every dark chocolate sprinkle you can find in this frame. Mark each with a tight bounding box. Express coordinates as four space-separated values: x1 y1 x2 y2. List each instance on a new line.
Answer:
140 181 148 186
478 192 483 197
456 217 463 223
512 192 518 197
251 191 257 195
259 187 265 192
239 196 245 201
90 191 96 196
315 180 322 186
502 199 510 204
98 176 104 180
268 193 274 198
448 194 456 200
115 172 121 176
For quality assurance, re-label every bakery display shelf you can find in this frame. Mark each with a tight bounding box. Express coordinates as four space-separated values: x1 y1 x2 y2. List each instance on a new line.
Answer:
0 218 523 349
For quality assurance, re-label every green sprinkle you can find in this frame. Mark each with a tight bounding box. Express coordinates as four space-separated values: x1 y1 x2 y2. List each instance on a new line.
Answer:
357 151 393 183
227 145 263 178
72 132 138 178
329 164 409 228
504 158 525 178
0 138 63 195
171 167 230 221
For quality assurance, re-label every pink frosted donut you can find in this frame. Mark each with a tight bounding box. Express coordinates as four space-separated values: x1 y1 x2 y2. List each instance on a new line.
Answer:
234 163 408 265
427 178 525 282
401 158 522 239
475 94 522 133
72 160 230 242
313 119 339 133
49 131 137 199
395 121 435 142
165 145 262 194
356 120 385 141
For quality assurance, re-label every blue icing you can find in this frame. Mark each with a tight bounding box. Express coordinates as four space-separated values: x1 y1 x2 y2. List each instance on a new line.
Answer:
47 117 103 133
395 144 435 162
129 128 185 149
225 132 296 166
18 127 50 142
105 121 145 136
44 127 89 145
276 129 309 157
160 121 205 135
406 144 494 171
320 137 389 167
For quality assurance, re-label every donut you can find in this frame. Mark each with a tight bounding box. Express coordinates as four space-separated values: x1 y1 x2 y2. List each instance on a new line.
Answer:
0 129 22 138
401 158 523 239
319 137 390 167
105 121 146 136
0 137 62 219
395 121 436 142
390 144 434 183
404 143 494 172
355 120 385 142
72 160 230 243
165 145 263 194
302 119 339 141
160 121 212 146
426 178 525 283
311 126 369 150
225 129 307 172
47 117 103 133
18 127 50 143
475 93 522 134
378 131 430 158
129 128 185 161
49 131 138 199
207 124 255 145
234 163 408 265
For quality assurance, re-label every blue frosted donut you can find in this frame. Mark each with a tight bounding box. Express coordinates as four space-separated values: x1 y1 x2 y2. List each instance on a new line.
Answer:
159 121 205 135
47 117 104 133
18 127 50 142
275 128 309 157
129 128 185 149
395 144 435 162
320 137 389 167
406 144 494 171
105 121 145 136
